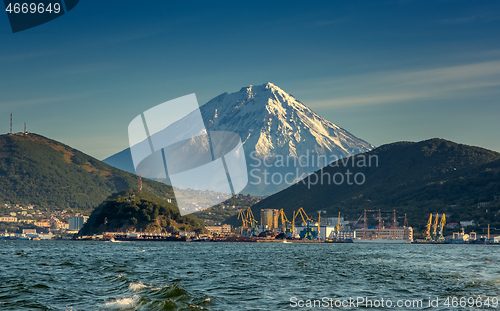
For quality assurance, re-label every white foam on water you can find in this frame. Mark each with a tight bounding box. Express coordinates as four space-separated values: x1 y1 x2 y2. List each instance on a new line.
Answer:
128 282 148 291
104 295 140 309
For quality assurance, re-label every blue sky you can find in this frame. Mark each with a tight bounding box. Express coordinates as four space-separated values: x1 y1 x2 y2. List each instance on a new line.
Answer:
1 0 500 159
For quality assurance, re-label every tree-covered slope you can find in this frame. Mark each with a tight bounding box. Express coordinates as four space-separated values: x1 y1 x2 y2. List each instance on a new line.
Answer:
79 190 205 235
0 133 175 211
242 138 500 230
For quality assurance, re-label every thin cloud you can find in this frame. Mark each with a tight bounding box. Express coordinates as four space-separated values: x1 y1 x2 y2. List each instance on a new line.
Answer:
305 60 500 108
53 63 118 76
0 94 86 111
309 93 423 108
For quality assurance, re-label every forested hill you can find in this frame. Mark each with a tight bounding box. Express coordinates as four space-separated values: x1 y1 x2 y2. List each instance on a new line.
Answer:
79 190 205 235
0 133 175 211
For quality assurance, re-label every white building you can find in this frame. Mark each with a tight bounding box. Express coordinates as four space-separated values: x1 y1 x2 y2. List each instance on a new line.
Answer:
460 220 474 227
68 216 88 230
294 225 356 240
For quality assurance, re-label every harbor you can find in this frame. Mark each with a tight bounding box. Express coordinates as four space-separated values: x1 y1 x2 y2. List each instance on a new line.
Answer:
63 208 500 245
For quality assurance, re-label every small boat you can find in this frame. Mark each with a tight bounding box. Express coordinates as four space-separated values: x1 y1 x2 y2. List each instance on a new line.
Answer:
282 239 292 243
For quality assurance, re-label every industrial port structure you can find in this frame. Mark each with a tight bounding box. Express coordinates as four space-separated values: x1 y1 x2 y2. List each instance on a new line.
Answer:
236 207 413 242
233 207 500 244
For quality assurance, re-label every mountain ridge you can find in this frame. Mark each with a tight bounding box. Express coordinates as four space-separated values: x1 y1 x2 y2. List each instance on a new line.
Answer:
0 133 175 211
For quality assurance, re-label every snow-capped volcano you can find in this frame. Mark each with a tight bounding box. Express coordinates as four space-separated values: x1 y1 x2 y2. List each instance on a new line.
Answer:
104 82 374 195
200 82 373 161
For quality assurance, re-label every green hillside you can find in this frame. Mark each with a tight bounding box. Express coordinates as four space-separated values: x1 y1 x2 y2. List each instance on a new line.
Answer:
79 189 205 235
241 139 500 232
0 133 175 211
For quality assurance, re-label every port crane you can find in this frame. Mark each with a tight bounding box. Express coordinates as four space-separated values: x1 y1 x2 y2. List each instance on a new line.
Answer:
279 209 292 236
425 213 433 240
317 212 321 241
238 209 248 228
432 213 439 238
237 209 248 234
246 207 257 226
438 214 446 242
432 213 439 237
292 207 314 240
245 207 259 237
336 212 341 232
424 213 446 242
237 209 248 235
328 211 343 240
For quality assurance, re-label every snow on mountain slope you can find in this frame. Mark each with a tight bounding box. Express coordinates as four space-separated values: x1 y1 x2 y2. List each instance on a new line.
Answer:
200 82 373 161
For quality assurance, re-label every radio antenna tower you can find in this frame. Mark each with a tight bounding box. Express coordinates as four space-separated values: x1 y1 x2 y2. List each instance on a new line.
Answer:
10 113 12 134
24 122 27 134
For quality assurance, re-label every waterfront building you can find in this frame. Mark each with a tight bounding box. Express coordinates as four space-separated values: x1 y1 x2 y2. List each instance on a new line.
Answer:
205 224 232 236
293 225 356 240
354 227 413 241
68 216 87 230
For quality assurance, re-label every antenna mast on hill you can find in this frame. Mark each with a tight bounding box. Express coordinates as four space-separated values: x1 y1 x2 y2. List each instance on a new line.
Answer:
24 122 27 134
10 113 12 134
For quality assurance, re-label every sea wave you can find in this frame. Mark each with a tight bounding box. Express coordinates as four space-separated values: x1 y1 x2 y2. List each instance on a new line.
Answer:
128 282 148 292
104 295 140 309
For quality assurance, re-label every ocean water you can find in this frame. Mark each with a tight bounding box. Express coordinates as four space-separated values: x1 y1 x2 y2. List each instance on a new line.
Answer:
1 241 499 310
